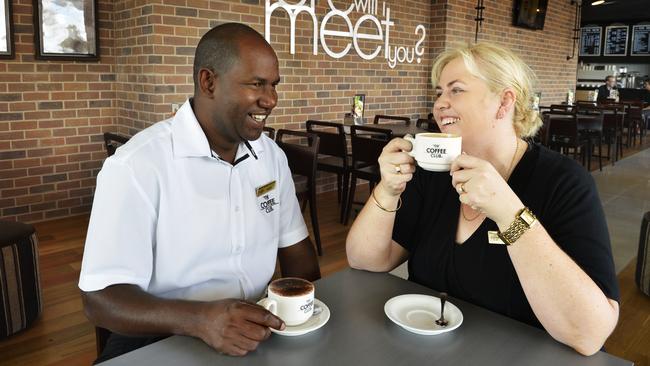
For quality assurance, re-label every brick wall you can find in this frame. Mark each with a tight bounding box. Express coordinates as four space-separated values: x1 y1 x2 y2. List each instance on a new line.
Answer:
0 0 116 223
1 0 577 223
441 0 578 104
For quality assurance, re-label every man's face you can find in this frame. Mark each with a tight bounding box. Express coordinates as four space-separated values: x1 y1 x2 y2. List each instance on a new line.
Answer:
606 77 616 88
209 38 280 143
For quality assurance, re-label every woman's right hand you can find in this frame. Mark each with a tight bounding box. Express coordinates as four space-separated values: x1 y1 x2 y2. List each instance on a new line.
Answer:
376 137 416 197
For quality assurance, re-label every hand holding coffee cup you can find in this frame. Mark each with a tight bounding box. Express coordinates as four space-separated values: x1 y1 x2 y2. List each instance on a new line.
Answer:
259 278 315 326
404 133 462 172
376 138 416 197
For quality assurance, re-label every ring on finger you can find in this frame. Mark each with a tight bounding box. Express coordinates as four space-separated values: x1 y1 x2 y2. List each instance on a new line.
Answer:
394 165 402 174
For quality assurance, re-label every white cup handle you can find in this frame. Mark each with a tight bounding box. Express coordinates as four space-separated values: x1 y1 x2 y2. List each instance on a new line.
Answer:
258 298 277 315
403 134 416 157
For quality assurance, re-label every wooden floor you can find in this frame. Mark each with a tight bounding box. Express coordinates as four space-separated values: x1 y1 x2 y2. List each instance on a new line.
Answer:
1 142 650 365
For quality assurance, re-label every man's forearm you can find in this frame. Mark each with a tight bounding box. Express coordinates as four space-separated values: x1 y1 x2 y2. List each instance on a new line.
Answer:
81 284 204 338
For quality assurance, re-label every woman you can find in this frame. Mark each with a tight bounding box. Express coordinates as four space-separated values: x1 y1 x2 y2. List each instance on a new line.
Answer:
346 42 619 356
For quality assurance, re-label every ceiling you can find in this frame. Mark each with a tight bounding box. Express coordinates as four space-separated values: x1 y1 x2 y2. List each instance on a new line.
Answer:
581 0 650 24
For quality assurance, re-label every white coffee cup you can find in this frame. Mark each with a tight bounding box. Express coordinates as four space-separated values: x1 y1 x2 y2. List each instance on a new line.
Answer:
258 278 314 326
404 133 462 172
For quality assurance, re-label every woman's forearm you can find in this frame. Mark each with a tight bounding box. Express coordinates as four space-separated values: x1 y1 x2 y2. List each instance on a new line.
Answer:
346 182 405 272
503 222 619 355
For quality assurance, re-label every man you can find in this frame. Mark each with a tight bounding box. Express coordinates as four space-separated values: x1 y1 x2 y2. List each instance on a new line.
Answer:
596 75 618 101
79 23 320 362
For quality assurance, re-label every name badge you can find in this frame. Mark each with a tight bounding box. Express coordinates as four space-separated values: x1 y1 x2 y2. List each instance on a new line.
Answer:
256 181 276 197
487 231 505 245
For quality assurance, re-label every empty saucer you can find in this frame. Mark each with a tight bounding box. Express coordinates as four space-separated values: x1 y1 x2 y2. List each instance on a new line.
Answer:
384 294 463 335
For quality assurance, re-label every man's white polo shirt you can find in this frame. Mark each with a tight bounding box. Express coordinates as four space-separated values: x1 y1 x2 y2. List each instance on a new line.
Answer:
78 100 308 301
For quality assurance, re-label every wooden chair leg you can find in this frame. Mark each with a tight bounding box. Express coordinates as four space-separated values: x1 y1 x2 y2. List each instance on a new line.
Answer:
344 175 357 225
308 182 322 256
339 171 350 224
336 173 342 203
598 137 603 171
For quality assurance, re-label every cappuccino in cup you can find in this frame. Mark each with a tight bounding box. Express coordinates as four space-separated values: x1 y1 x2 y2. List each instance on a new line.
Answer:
259 278 315 326
404 133 462 172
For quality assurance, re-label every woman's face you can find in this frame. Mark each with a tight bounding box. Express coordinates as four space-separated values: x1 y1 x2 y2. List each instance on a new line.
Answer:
433 58 501 147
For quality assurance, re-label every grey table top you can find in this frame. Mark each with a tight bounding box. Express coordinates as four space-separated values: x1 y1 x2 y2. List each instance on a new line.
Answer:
100 269 632 366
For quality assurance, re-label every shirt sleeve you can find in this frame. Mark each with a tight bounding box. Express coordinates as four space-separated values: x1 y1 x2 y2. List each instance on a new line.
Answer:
392 168 426 252
78 158 156 292
276 150 309 248
541 159 620 302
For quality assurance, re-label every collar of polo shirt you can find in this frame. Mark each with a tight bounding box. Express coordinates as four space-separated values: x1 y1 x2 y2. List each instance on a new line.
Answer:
171 99 265 161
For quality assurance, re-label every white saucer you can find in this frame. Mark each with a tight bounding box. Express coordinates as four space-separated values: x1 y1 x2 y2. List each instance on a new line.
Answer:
257 298 330 337
384 294 463 335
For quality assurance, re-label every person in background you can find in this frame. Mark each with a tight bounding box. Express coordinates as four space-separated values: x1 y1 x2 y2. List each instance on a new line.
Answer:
346 42 619 356
79 23 320 363
596 75 618 101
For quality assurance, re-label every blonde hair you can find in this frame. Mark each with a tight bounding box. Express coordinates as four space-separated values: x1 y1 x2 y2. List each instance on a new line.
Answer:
431 42 542 138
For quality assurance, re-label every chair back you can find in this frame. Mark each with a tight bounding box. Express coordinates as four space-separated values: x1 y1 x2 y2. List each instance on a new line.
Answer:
415 118 440 132
373 114 410 126
262 126 276 140
305 120 348 165
577 109 604 132
275 129 320 180
547 112 580 145
350 125 392 166
103 132 130 157
599 104 625 132
549 104 573 113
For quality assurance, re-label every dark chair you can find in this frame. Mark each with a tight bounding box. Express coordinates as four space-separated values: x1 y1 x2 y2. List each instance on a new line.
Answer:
546 112 588 167
0 221 42 340
599 104 626 165
373 114 411 126
622 101 644 147
416 118 440 132
306 120 350 224
103 132 130 157
635 211 650 297
344 125 392 225
276 129 323 255
576 109 604 171
96 327 112 356
262 126 276 140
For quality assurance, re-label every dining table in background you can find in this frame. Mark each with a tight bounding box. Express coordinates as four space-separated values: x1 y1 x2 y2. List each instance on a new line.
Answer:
98 269 633 366
342 119 428 137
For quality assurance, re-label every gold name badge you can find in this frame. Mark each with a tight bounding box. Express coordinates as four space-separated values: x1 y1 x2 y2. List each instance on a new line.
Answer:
255 181 276 197
487 231 506 245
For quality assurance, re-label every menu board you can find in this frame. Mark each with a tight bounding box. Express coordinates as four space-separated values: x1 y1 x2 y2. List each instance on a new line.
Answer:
604 25 629 56
579 26 602 56
631 24 650 56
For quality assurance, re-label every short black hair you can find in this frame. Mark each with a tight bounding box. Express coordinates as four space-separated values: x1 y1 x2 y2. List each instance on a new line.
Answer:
605 75 615 81
644 79 650 85
192 23 268 90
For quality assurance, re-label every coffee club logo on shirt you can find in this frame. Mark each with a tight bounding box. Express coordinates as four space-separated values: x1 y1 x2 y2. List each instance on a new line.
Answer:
265 0 426 69
260 194 279 213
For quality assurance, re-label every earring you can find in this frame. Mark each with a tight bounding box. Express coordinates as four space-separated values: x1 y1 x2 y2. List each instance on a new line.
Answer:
496 107 505 119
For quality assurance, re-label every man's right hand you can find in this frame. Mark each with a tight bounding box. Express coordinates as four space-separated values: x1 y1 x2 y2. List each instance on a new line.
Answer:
196 299 285 356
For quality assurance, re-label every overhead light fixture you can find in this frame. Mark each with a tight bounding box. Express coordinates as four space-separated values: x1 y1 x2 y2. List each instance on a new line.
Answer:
591 0 605 5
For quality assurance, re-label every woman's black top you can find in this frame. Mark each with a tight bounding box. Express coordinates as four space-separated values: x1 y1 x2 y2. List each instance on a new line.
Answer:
392 142 619 329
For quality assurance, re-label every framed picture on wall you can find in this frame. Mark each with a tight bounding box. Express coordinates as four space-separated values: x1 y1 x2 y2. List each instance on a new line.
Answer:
33 0 99 60
603 25 628 56
578 26 601 57
631 24 650 56
0 0 14 59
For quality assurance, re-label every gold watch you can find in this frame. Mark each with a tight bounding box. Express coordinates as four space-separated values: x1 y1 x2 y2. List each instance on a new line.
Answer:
488 207 537 246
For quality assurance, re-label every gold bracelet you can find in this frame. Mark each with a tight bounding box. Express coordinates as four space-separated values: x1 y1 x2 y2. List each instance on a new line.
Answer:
371 188 402 212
